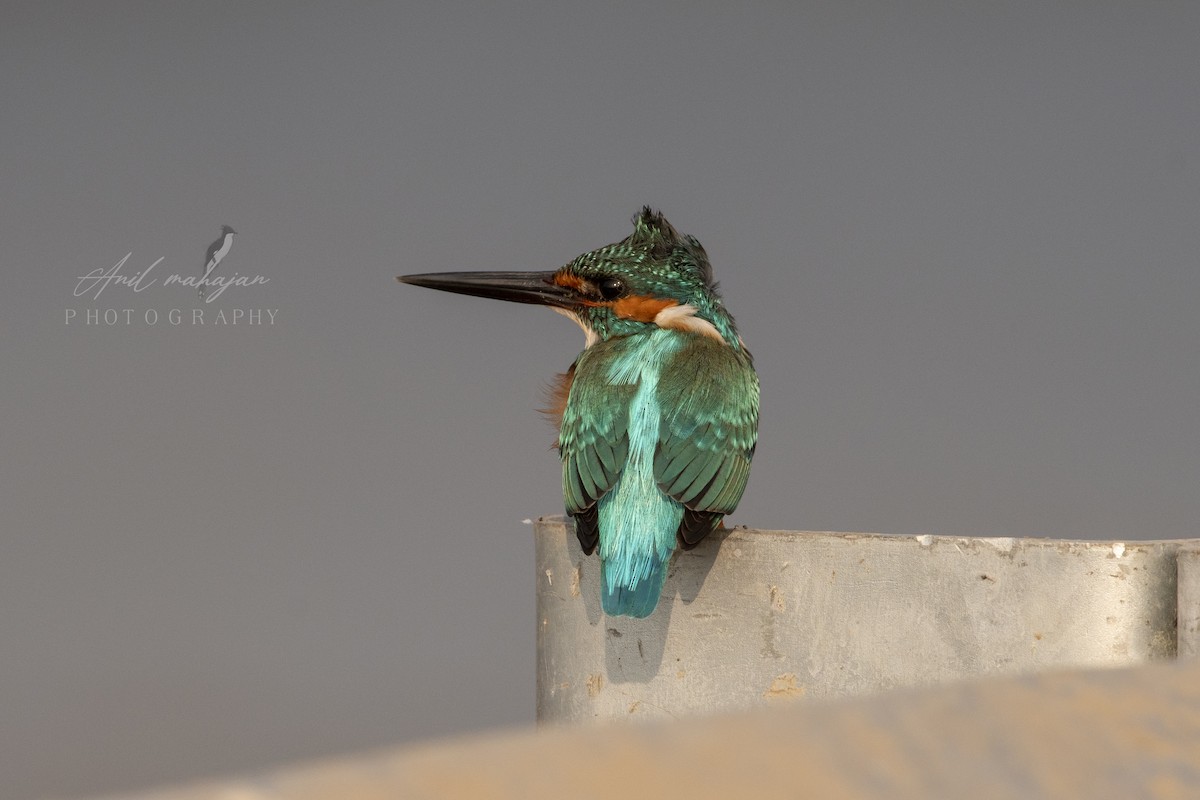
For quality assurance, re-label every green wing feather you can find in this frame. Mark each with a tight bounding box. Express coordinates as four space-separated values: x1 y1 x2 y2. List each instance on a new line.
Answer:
560 335 757 553
653 338 759 545
558 346 632 552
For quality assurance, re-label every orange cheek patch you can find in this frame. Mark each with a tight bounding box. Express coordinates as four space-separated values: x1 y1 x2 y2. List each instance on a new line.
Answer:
553 270 605 307
612 295 677 322
552 270 588 291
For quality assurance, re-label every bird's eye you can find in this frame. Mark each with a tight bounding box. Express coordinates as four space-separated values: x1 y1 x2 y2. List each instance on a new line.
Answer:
597 278 625 300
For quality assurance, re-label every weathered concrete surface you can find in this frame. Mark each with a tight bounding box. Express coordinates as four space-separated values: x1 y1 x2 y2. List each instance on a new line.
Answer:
1178 549 1200 658
98 659 1200 800
536 518 1189 723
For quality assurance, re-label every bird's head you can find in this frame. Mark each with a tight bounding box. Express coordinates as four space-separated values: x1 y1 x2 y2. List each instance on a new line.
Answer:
221 225 237 235
399 207 742 348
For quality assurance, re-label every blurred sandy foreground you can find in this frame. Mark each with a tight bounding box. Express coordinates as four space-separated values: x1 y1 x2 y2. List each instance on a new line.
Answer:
90 658 1200 800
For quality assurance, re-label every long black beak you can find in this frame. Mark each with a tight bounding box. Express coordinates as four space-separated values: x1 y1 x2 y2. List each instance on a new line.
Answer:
397 270 576 309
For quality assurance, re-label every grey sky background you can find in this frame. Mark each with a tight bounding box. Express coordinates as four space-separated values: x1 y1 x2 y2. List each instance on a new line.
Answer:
3 3 1198 797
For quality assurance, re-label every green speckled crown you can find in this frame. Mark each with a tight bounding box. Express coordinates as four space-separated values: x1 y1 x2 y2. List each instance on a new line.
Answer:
565 207 742 346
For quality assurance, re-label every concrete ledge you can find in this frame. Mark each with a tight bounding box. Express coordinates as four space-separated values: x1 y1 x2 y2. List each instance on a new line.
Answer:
534 519 1191 723
101 659 1200 800
86 522 1200 799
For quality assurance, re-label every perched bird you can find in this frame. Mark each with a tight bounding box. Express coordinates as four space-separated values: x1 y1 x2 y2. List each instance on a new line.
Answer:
399 208 758 617
200 225 237 299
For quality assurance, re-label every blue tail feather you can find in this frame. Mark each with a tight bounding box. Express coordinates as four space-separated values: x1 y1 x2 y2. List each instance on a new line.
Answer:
601 552 670 618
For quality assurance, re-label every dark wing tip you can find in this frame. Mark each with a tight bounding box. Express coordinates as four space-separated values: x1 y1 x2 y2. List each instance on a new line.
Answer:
571 507 600 555
677 508 723 549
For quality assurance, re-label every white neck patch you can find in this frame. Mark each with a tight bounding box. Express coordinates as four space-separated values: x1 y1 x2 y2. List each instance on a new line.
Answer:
551 307 600 348
653 303 725 343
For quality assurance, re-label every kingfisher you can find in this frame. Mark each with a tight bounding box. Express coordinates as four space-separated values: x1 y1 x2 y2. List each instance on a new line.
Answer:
200 225 237 299
399 208 758 617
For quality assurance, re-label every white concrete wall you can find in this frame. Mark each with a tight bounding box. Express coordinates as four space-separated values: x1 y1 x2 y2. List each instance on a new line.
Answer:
535 520 1189 723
